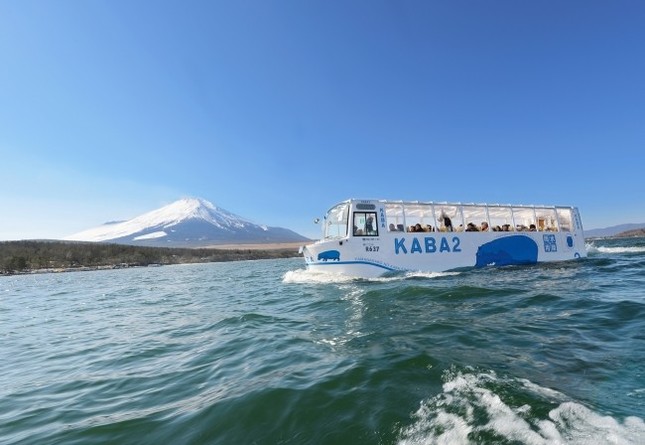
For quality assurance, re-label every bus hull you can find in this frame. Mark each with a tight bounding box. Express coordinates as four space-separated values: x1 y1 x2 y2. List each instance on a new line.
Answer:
303 231 586 278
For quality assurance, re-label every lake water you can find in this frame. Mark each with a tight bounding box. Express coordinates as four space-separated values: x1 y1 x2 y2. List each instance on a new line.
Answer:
1 237 644 444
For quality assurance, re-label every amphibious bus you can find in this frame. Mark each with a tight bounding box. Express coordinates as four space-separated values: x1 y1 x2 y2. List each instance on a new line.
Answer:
301 199 587 278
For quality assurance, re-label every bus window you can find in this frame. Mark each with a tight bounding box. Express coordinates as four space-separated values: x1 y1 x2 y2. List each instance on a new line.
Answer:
353 212 378 237
435 205 462 232
324 203 349 239
488 206 513 231
512 207 534 231
402 203 435 232
385 202 404 231
556 208 572 232
535 208 558 231
462 205 488 231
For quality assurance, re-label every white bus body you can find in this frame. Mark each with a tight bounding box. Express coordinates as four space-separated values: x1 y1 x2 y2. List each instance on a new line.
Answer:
301 199 587 278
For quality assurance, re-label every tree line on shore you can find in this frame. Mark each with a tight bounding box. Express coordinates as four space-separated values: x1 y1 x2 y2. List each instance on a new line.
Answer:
0 240 300 275
616 228 645 238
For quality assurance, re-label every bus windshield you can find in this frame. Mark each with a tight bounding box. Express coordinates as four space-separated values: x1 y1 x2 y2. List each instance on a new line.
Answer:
323 202 349 239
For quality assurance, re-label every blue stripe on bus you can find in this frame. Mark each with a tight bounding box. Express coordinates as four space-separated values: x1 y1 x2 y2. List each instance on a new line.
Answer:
310 261 395 271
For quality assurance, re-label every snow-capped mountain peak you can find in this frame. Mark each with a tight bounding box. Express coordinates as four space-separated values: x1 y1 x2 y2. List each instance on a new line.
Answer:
64 197 308 247
131 197 253 229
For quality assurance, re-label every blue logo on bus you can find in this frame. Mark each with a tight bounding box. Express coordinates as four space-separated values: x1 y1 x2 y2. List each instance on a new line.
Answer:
318 250 340 261
543 234 557 252
476 236 538 267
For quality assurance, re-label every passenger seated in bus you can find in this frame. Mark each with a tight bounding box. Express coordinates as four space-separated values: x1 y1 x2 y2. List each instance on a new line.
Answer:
413 223 423 232
425 224 434 232
493 225 502 232
389 223 396 231
502 224 511 231
529 224 537 231
480 222 489 232
465 222 479 232
397 224 405 232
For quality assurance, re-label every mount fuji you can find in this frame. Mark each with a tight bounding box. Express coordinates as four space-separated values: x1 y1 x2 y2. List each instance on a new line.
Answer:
65 198 310 247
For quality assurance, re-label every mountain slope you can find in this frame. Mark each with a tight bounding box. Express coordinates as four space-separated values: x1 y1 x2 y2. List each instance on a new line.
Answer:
585 223 645 238
65 198 310 247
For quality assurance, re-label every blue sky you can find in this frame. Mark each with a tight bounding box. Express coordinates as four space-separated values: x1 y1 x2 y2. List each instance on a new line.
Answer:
1 1 643 241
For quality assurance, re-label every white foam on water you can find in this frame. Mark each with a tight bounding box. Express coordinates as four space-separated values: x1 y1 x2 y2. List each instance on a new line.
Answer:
402 270 462 280
282 269 359 284
549 402 645 444
282 268 460 284
585 242 645 255
595 246 645 254
315 329 366 349
584 242 596 253
398 369 645 445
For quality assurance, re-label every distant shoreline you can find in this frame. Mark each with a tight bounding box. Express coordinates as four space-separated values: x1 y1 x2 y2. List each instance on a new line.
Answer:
0 240 306 276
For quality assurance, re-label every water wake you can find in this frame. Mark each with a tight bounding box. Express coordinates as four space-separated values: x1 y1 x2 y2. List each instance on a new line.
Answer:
282 268 459 284
282 269 359 284
588 245 645 254
398 368 645 445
